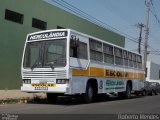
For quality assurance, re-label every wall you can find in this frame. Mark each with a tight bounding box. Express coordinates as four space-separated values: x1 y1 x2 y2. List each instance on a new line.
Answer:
0 0 125 89
146 61 160 81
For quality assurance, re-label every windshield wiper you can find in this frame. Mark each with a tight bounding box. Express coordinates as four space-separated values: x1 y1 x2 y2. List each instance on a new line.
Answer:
49 63 55 70
31 57 41 70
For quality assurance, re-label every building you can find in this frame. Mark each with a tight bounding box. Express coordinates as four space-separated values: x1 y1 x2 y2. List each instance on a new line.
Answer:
146 61 160 83
0 0 125 90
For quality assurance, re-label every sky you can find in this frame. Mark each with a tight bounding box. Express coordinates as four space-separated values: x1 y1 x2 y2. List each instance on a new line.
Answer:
46 0 160 64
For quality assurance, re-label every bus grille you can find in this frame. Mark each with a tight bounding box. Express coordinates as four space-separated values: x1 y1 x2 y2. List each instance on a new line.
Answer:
22 70 67 79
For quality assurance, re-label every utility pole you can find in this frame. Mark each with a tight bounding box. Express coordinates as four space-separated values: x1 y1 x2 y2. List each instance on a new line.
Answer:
137 23 145 54
144 0 150 77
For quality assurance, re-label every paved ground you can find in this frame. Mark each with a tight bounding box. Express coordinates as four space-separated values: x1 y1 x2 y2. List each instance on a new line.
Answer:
0 94 160 114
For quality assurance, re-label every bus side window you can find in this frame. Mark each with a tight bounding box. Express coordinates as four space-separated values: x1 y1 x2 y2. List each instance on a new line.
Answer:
128 52 133 67
70 46 78 58
114 47 123 65
89 38 103 62
132 54 137 68
70 40 88 59
103 43 114 64
78 42 88 59
123 50 128 67
137 55 142 69
70 39 78 58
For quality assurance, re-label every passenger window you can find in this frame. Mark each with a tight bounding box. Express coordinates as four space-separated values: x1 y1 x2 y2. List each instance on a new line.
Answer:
70 40 88 59
114 47 123 65
89 39 103 62
79 42 88 59
137 55 142 69
132 54 137 68
128 52 133 67
123 50 128 67
103 43 114 64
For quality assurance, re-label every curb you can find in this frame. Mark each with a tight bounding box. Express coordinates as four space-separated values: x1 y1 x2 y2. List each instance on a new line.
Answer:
0 96 46 105
0 90 46 104
0 98 31 104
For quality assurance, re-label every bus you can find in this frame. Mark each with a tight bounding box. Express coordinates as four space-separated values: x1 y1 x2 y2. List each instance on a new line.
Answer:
21 29 145 103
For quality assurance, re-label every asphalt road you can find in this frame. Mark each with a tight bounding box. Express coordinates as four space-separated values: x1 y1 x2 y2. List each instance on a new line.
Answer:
0 95 160 114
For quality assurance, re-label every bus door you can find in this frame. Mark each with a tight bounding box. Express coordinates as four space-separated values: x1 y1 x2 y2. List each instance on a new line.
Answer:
69 33 89 70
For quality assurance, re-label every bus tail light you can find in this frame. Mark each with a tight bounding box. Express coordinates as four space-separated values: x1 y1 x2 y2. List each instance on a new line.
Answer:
23 79 31 84
56 79 69 84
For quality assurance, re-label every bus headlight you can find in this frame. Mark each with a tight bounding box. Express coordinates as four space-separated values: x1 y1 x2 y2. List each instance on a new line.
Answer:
23 79 31 84
56 79 69 84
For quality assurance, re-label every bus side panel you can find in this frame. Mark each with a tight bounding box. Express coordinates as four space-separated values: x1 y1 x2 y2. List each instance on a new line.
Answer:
104 78 126 93
70 76 144 95
70 76 88 94
70 76 127 94
70 76 107 94
132 79 144 91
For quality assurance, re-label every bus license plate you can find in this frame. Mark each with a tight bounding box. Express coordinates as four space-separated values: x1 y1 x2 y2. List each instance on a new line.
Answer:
31 83 56 87
35 86 48 91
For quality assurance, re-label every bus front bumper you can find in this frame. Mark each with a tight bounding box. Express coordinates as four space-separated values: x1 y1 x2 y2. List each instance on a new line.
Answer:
21 84 71 94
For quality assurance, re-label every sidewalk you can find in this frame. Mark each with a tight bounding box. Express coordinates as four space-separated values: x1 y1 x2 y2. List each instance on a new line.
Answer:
0 90 46 100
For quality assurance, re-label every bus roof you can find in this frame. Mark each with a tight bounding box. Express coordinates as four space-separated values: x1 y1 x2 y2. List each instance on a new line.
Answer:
26 29 142 56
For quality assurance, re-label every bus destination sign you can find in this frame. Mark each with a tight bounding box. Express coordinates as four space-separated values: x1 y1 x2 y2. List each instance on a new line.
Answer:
28 31 68 41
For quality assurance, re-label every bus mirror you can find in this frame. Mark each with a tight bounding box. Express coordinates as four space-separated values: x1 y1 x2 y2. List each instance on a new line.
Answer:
76 38 79 47
70 39 79 48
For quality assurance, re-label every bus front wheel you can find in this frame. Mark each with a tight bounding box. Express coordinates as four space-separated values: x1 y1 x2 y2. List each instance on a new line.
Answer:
82 83 94 103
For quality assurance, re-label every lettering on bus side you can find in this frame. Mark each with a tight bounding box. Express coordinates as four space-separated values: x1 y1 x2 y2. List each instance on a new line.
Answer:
28 31 68 41
105 69 129 78
106 80 124 86
106 80 125 90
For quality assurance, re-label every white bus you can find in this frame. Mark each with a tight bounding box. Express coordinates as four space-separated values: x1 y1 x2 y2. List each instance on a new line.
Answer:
21 29 145 103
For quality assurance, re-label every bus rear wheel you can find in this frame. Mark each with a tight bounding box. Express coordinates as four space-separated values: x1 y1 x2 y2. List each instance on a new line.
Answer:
82 83 94 103
124 83 132 98
141 90 146 96
118 83 131 99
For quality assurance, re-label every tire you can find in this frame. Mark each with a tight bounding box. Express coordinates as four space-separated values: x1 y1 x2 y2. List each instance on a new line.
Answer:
124 83 131 99
150 90 154 96
154 90 158 95
135 91 139 96
141 90 146 96
118 83 131 99
47 93 58 103
82 83 94 103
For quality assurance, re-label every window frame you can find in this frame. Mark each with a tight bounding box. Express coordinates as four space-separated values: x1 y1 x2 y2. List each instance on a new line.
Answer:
123 50 129 67
70 40 88 60
32 18 47 30
5 9 24 24
114 47 123 65
103 43 114 64
89 38 103 62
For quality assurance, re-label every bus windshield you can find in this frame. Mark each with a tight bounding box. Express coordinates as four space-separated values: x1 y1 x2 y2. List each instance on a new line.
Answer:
23 39 67 69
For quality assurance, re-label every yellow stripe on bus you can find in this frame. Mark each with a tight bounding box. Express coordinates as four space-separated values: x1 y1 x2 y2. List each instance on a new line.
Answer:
72 68 90 76
89 67 104 77
72 67 145 79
